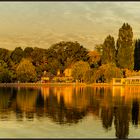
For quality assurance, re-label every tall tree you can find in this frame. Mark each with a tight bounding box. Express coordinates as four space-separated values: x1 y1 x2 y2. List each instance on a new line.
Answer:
102 35 116 64
134 39 140 71
116 23 134 70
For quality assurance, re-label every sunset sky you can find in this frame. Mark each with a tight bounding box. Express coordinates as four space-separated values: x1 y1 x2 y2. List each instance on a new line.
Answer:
0 2 140 50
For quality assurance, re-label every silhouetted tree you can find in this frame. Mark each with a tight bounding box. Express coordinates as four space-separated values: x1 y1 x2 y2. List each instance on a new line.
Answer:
134 39 140 71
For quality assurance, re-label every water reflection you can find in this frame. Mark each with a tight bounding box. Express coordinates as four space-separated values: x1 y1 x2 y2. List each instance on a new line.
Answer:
0 86 140 138
132 99 139 126
114 105 130 139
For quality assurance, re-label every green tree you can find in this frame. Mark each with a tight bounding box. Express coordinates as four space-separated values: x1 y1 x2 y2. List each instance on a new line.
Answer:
49 41 88 72
45 59 59 75
0 60 12 83
116 23 134 70
31 47 48 79
10 47 24 64
16 59 37 82
87 50 101 68
0 48 13 70
0 48 10 63
23 47 34 58
31 47 47 66
72 61 90 82
83 68 99 83
44 48 58 75
102 35 116 64
0 69 12 83
97 63 123 83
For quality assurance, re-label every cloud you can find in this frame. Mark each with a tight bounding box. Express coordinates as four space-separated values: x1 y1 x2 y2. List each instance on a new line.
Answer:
0 2 139 50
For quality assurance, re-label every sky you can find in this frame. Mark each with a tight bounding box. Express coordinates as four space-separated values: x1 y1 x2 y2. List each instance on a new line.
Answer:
0 2 140 50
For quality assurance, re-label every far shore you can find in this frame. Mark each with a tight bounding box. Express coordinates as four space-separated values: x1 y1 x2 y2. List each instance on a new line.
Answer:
0 82 112 87
0 82 139 87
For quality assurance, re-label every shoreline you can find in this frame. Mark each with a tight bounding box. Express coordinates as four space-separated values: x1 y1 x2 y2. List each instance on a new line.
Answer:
0 82 112 87
0 82 139 87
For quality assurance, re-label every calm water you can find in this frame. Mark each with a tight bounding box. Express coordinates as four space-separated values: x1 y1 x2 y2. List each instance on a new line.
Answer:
0 85 140 138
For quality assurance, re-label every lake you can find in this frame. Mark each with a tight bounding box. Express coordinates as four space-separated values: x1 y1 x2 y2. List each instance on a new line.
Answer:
0 85 140 138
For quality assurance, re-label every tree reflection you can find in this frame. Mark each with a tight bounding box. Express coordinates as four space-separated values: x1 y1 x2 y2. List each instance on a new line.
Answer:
15 107 24 121
101 106 113 130
114 105 130 139
0 86 140 138
36 90 45 118
0 87 13 110
0 87 14 120
16 88 38 120
25 111 34 121
43 87 88 125
132 99 139 126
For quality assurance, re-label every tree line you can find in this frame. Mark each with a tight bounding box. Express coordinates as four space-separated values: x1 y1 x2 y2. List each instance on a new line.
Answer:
0 41 88 83
0 22 140 83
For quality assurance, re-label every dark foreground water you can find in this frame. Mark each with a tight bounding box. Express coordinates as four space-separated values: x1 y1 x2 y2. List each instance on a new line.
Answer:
0 85 140 138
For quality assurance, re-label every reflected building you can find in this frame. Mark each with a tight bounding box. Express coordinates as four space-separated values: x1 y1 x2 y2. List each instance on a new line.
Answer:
113 86 140 101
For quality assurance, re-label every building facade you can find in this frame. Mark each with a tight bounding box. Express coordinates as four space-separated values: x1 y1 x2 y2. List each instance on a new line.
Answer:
113 76 140 85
